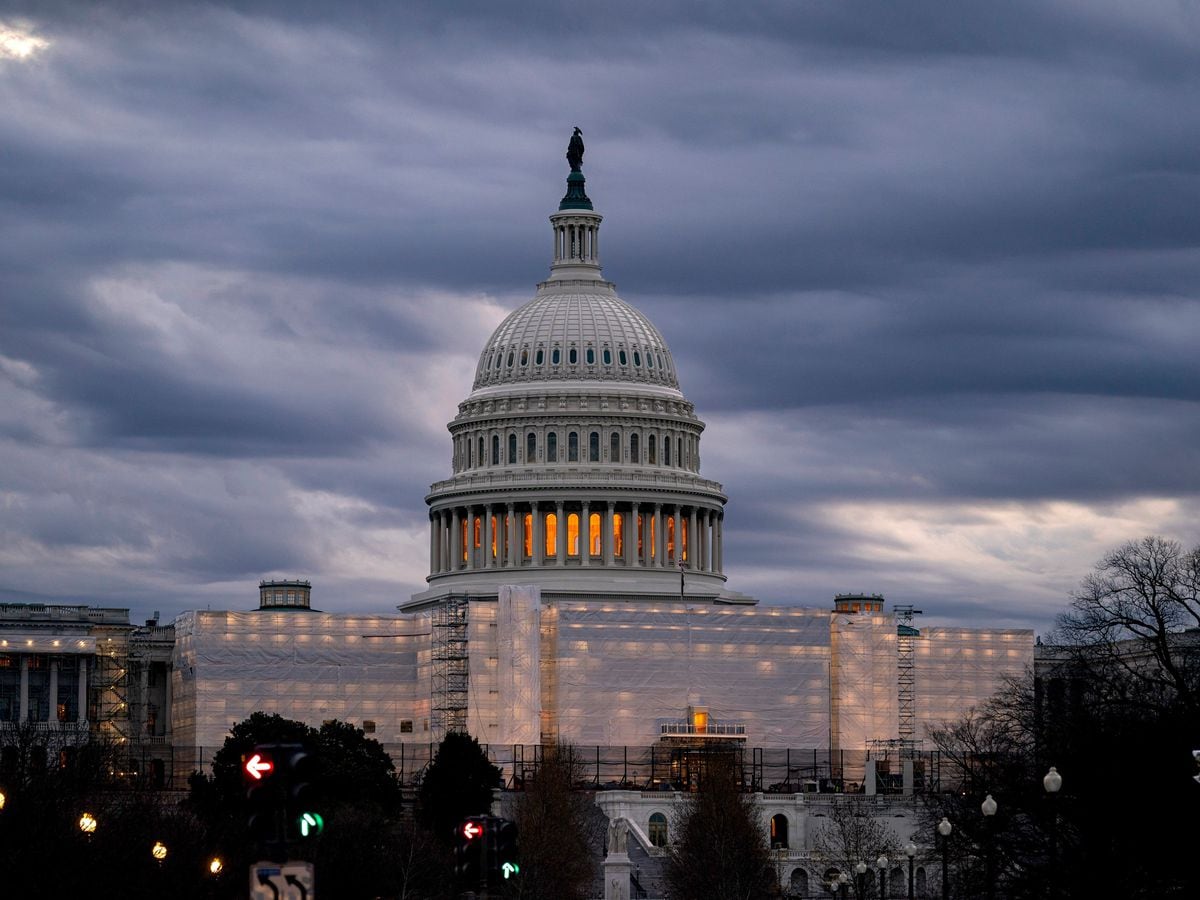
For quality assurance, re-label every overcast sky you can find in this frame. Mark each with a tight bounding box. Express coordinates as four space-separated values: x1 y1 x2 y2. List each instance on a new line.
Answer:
1 1 1197 635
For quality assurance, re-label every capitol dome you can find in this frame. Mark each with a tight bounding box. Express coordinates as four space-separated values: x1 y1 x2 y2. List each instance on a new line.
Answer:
406 138 737 609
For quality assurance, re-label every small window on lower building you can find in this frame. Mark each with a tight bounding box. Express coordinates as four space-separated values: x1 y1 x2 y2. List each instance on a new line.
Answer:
649 812 668 847
363 720 377 734
399 720 413 733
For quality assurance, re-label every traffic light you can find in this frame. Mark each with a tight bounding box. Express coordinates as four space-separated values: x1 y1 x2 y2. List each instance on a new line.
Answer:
277 743 323 840
243 744 283 845
455 816 486 888
493 818 519 884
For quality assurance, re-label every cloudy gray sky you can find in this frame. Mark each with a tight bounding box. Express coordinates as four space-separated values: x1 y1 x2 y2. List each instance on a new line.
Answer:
2 1 1198 634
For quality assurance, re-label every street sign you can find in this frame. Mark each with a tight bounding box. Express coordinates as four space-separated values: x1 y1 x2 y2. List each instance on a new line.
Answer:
250 860 315 900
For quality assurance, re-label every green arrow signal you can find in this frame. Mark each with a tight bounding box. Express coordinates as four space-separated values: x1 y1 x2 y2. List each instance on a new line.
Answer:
299 812 324 837
502 862 519 879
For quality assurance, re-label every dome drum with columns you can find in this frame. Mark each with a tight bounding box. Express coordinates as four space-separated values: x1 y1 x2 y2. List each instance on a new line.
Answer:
406 145 743 608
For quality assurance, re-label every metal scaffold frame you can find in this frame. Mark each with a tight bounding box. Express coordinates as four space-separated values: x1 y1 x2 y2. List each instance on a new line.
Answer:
893 604 922 755
431 595 469 738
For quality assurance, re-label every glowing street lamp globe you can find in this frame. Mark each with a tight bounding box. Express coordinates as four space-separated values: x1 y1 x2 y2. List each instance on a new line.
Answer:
78 812 97 834
151 841 168 861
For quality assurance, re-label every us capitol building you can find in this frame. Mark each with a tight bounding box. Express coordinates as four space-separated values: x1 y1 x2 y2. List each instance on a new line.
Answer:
1 139 1033 792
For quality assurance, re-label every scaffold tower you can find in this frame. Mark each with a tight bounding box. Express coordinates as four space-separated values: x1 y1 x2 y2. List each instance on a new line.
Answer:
894 604 923 754
431 595 469 738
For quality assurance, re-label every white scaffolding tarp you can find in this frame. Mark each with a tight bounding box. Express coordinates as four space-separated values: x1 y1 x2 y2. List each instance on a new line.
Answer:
495 586 541 746
830 613 899 751
914 627 1034 735
172 610 430 766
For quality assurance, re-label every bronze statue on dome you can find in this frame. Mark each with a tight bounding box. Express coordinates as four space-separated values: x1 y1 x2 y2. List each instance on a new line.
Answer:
567 127 585 171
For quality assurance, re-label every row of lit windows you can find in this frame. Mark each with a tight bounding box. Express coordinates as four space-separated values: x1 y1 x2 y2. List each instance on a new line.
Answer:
453 428 698 472
484 342 670 378
445 512 691 563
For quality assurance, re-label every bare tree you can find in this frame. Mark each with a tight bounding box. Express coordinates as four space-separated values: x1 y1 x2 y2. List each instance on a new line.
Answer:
664 751 775 900
1056 535 1200 711
810 798 901 899
507 743 602 900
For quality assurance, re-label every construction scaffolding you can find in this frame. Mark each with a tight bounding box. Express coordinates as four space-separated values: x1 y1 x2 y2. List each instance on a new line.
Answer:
893 604 923 754
432 595 470 738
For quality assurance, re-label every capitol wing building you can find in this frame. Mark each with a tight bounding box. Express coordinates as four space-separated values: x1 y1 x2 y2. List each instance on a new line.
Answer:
2 147 1034 786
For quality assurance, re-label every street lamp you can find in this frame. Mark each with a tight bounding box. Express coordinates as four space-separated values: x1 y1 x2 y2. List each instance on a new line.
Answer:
0 788 6 811
838 871 851 899
905 841 917 900
855 861 868 898
208 856 224 876
937 817 952 900
981 795 998 900
1044 767 1062 898
151 841 168 862
877 855 889 899
78 811 98 835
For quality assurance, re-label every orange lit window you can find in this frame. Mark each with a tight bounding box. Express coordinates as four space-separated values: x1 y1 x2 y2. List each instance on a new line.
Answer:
523 514 532 558
461 519 468 561
491 515 498 558
589 513 601 556
473 516 481 549
637 514 643 559
545 513 557 557
650 516 656 559
692 708 708 733
567 513 580 556
667 516 675 561
682 518 688 562
613 513 624 557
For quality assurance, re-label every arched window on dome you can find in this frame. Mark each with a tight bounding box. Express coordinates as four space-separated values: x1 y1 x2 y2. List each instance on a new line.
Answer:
494 352 501 370
544 513 557 558
567 513 580 556
508 433 517 465
526 432 536 463
648 434 657 465
589 513 601 556
619 348 628 366
633 350 642 367
589 432 599 462
586 347 595 365
657 352 665 370
630 433 640 463
610 432 620 462
535 348 544 366
568 431 579 462
612 513 624 557
506 351 514 368
603 348 612 365
647 352 654 369
552 346 561 365
520 348 528 366
492 435 500 466
547 432 557 462
664 436 671 466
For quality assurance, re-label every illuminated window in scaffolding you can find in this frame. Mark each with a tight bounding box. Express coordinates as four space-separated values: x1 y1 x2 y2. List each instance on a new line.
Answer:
545 513 557 558
567 513 580 556
589 513 601 556
523 514 533 558
612 513 623 557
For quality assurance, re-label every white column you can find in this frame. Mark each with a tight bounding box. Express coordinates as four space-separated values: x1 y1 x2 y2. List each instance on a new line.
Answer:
603 502 615 566
625 503 636 566
450 508 462 570
48 659 59 727
78 656 89 724
581 500 591 567
654 504 665 567
688 508 698 570
483 505 493 569
430 515 439 574
556 501 567 566
19 655 29 722
674 507 684 566
716 514 724 573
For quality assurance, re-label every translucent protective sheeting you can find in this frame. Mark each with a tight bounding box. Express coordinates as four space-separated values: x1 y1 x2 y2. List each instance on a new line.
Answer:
172 610 430 773
914 627 1034 735
544 603 831 748
495 586 541 745
830 612 899 751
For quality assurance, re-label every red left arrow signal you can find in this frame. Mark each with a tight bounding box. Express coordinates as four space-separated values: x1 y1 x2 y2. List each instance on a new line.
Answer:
244 752 274 780
462 821 483 840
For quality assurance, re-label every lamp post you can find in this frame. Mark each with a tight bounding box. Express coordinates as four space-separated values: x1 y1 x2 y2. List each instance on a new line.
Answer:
838 871 851 899
877 855 889 899
905 842 916 900
855 861 868 899
1043 766 1062 898
937 817 952 900
981 795 998 900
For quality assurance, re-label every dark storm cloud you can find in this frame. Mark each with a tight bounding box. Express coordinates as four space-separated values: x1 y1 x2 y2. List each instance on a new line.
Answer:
0 1 1197 632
